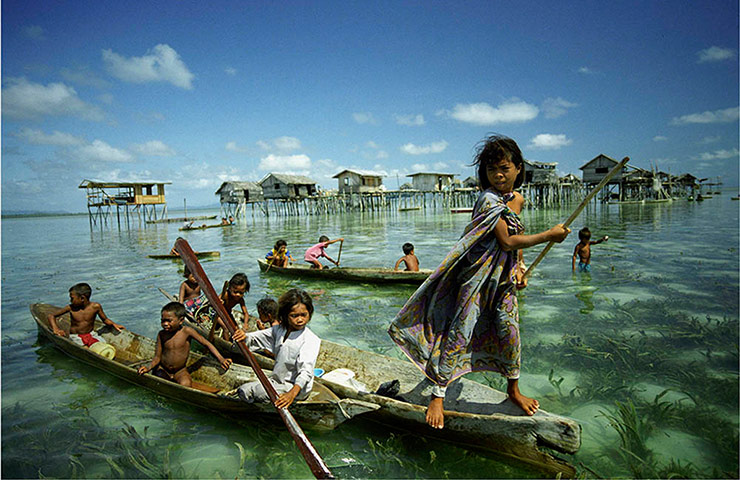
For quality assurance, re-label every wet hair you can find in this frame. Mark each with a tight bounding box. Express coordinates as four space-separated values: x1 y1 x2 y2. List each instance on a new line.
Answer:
318 235 330 243
277 288 314 327
69 283 92 299
403 242 414 255
274 239 287 250
228 273 250 292
472 134 526 190
162 301 186 319
579 227 592 242
257 297 278 318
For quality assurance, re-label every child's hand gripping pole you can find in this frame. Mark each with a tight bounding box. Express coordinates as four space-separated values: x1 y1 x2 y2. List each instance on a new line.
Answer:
174 238 334 480
336 239 343 266
523 157 629 280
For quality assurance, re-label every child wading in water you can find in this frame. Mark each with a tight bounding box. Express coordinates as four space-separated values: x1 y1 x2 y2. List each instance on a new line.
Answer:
389 134 570 429
572 227 608 273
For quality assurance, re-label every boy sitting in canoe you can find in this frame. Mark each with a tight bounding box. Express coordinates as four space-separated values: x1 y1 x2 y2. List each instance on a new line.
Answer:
265 239 294 268
256 296 279 330
394 242 420 272
232 289 320 408
208 273 250 340
48 283 125 347
138 302 232 389
179 266 205 316
304 235 343 269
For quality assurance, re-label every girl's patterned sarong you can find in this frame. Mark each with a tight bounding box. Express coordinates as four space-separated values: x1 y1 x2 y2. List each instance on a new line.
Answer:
388 189 523 388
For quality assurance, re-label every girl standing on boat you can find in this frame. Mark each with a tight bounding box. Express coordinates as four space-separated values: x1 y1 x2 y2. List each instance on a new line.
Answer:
388 134 570 429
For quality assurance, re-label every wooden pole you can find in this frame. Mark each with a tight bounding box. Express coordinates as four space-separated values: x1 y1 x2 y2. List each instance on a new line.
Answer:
174 238 334 479
523 156 629 279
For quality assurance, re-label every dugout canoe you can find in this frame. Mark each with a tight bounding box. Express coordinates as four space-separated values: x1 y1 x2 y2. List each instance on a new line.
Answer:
191 319 581 477
179 223 234 231
257 258 432 285
30 303 378 430
148 251 221 260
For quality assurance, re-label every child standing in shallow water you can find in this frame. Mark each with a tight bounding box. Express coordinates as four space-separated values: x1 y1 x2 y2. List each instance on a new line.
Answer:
388 134 570 429
572 227 608 273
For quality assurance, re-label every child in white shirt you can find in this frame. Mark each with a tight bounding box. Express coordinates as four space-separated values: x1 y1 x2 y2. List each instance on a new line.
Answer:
232 288 320 408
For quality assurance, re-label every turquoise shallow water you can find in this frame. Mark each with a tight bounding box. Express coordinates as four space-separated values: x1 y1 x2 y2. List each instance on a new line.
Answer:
2 194 738 479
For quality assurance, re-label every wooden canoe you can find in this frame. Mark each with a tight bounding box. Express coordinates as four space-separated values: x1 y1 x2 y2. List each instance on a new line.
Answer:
190 320 581 477
450 207 473 214
257 258 433 285
179 223 233 231
30 303 378 430
148 251 221 260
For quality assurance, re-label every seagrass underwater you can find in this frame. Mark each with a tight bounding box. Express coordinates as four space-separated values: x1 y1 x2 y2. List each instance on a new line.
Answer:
2 195 738 478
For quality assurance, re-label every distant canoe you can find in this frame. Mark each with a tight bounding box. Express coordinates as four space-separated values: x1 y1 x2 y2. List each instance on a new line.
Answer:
257 258 432 285
179 223 234 231
398 206 421 212
148 251 221 260
450 207 473 214
30 303 377 430
147 215 217 224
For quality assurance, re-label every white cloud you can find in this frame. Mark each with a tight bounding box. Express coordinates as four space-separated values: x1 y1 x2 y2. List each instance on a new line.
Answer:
653 136 668 142
450 100 538 125
410 163 427 172
527 133 573 150
352 112 378 125
697 46 736 63
258 154 311 171
273 136 302 152
542 97 578 119
578 66 598 75
375 150 389 159
24 25 45 40
225 66 237 76
76 140 134 163
671 106 739 125
1 77 105 121
400 140 449 155
102 44 194 89
16 127 85 146
226 141 250 153
696 148 739 161
433 161 449 170
60 66 110 89
131 140 175 156
700 135 721 144
395 114 425 126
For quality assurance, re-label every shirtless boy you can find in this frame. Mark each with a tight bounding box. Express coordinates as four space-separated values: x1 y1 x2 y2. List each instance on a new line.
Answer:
394 242 420 272
572 227 609 273
138 302 232 387
209 273 250 339
48 283 125 346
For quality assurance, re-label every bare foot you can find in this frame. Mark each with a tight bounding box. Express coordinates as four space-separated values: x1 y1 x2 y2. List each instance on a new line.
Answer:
507 379 539 416
426 396 444 429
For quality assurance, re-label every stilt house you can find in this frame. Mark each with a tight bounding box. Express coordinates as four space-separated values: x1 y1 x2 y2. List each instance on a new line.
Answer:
407 172 457 192
523 160 558 184
332 169 386 194
79 179 171 226
259 173 318 199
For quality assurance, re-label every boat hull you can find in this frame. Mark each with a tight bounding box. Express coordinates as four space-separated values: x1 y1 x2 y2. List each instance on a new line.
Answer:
190 319 581 477
257 259 432 285
31 303 377 430
148 251 221 260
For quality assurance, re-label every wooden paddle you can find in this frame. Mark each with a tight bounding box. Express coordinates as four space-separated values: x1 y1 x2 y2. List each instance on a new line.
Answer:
173 238 334 479
335 239 343 267
523 156 629 279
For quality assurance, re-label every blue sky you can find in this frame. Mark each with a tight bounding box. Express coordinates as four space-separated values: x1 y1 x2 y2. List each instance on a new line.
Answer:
2 0 738 213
